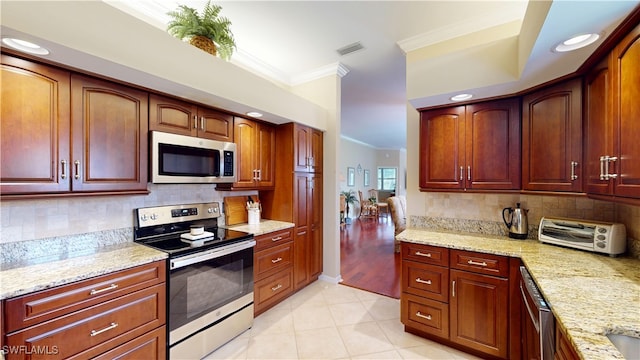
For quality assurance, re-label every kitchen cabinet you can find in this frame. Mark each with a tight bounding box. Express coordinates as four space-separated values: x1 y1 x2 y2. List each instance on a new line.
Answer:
401 244 511 359
291 123 323 173
1 55 149 196
219 117 275 189
253 228 294 316
585 23 640 200
2 261 166 359
1 54 71 194
149 93 234 142
70 74 148 193
260 123 324 291
555 325 580 360
419 98 521 191
522 78 582 192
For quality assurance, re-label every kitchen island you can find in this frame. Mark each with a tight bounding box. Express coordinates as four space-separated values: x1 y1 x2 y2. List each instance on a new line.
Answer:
397 228 640 360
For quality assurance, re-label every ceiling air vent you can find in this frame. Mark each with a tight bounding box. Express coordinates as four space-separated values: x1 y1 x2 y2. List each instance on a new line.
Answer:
336 42 364 56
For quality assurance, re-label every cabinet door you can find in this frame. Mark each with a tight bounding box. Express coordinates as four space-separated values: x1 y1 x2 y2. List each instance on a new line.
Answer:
612 25 640 198
197 107 233 142
70 75 148 192
522 78 582 192
1 54 71 194
585 57 614 195
233 118 258 188
309 174 323 279
256 123 276 187
310 128 323 173
149 93 197 136
293 124 312 172
465 99 521 190
92 327 166 360
419 106 465 190
450 269 508 358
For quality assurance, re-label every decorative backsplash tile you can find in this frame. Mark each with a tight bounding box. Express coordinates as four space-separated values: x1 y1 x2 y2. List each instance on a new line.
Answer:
418 192 639 259
0 184 256 244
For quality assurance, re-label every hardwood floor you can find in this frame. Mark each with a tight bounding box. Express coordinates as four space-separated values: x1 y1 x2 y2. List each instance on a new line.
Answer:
340 216 401 299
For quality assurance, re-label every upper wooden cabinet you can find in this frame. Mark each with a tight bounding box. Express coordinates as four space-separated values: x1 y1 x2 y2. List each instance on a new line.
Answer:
522 78 583 192
1 54 71 194
586 24 640 200
1 55 148 196
70 74 149 192
149 93 233 142
419 98 521 191
228 117 275 189
292 123 323 173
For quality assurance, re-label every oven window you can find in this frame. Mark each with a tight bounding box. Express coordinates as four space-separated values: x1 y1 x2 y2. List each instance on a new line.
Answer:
169 247 253 331
159 143 220 177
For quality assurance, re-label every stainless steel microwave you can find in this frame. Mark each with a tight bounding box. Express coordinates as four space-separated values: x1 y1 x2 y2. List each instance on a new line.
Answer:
151 131 236 184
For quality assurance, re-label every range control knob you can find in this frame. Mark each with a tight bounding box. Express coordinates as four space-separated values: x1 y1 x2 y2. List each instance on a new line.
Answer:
208 207 219 214
150 213 158 220
140 214 149 222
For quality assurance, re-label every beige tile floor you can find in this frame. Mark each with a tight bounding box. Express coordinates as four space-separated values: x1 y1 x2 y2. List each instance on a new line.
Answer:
204 280 482 360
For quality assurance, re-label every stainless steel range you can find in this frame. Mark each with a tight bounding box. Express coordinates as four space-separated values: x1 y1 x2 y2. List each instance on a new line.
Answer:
134 202 255 359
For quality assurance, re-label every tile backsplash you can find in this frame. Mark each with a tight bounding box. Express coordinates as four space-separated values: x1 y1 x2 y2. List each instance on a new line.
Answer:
0 184 256 244
420 192 639 258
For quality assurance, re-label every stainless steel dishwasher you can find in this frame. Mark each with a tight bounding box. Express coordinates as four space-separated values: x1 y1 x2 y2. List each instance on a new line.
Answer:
520 266 555 360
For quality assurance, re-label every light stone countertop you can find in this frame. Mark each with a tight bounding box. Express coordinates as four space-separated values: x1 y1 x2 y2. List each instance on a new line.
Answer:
227 219 295 236
397 228 640 360
0 243 167 300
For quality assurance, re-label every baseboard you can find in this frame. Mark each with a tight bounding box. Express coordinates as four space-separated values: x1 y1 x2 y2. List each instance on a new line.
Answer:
318 273 342 284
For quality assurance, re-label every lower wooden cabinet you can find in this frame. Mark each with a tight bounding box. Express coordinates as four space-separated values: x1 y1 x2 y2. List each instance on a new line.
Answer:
253 228 294 316
555 325 580 360
2 261 166 360
401 243 512 359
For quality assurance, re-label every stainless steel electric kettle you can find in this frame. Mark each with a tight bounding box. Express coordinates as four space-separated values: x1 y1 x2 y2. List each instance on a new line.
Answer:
502 202 529 239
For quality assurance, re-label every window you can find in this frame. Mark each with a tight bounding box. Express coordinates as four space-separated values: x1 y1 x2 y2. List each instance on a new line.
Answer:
377 167 397 191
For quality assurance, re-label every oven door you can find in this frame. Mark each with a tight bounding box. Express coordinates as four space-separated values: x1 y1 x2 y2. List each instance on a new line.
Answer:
168 240 255 346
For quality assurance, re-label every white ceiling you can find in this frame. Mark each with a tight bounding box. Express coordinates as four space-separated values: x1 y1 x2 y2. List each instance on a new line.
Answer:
3 1 639 150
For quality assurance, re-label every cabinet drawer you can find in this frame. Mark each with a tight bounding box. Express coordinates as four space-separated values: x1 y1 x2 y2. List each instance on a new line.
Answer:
450 249 509 277
254 268 293 316
92 327 166 360
255 242 293 280
255 229 293 251
5 284 165 360
402 261 449 302
402 243 449 266
4 261 165 333
401 293 449 339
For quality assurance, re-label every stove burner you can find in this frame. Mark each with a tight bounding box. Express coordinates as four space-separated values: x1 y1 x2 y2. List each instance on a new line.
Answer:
134 202 253 257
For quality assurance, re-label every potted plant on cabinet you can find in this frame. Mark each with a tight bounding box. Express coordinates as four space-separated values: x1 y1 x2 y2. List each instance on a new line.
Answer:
167 1 236 60
340 190 359 225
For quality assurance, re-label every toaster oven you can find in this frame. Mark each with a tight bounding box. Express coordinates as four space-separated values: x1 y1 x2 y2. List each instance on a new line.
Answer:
538 217 626 256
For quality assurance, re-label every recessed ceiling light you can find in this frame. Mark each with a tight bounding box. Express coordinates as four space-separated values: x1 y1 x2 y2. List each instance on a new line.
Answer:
2 38 50 55
451 93 473 102
553 33 601 53
246 111 263 118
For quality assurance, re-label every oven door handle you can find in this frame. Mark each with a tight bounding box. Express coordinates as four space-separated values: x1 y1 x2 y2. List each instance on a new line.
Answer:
170 240 256 269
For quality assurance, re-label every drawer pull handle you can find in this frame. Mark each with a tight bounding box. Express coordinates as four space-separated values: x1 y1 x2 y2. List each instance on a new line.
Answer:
467 260 487 267
415 251 432 258
272 236 283 242
271 284 283 292
90 284 118 295
272 257 283 264
415 278 432 285
416 312 432 321
91 322 118 337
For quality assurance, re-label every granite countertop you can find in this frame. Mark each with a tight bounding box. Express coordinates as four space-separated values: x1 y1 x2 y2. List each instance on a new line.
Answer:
397 228 640 360
227 219 295 236
0 243 167 300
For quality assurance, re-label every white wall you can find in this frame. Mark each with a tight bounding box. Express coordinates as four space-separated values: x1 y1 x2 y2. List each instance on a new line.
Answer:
339 138 377 218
